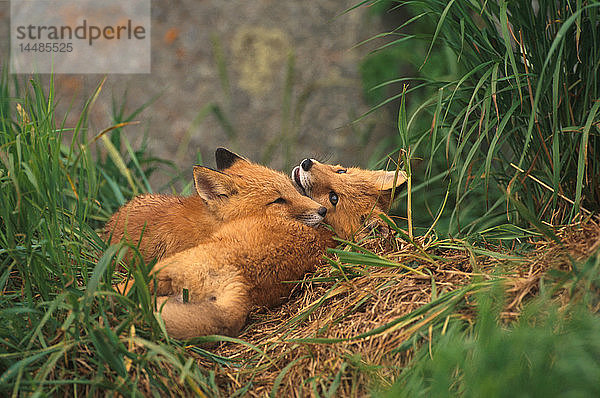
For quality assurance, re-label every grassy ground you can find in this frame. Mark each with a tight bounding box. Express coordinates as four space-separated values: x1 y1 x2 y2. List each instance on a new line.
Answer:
208 219 600 396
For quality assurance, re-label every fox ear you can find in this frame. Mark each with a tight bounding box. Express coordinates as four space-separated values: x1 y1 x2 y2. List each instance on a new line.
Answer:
193 166 238 202
215 148 248 170
375 170 408 191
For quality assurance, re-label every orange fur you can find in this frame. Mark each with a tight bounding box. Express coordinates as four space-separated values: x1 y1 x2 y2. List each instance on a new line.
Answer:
117 157 406 340
105 149 326 264
130 216 334 339
292 158 407 239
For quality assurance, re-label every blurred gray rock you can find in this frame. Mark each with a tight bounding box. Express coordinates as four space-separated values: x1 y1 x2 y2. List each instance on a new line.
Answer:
0 1 390 187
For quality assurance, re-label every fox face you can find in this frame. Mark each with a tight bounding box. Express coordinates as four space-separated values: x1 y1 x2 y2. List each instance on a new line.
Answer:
201 148 327 226
291 158 407 239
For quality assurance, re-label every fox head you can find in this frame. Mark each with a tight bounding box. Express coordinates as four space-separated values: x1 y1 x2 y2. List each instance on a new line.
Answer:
291 158 407 239
193 148 327 226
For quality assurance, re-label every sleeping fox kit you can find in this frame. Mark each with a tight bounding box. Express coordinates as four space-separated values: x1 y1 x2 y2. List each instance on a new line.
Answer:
105 148 327 264
111 150 407 339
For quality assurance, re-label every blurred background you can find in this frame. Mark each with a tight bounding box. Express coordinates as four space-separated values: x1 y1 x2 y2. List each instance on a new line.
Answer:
1 1 428 183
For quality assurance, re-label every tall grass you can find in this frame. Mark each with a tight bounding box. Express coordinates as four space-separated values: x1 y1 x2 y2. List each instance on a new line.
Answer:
0 73 218 396
382 247 600 397
369 0 600 235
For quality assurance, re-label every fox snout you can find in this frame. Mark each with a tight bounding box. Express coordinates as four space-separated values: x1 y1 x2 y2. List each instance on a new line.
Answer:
301 158 314 171
296 203 326 226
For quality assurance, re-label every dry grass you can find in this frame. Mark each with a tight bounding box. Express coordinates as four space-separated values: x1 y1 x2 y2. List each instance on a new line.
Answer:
190 217 600 397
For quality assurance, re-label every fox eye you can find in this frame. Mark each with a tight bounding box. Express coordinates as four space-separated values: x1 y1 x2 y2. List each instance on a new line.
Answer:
269 197 287 205
336 169 347 174
329 191 339 206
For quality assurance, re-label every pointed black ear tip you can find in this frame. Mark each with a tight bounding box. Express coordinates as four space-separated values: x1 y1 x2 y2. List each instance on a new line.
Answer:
215 147 244 170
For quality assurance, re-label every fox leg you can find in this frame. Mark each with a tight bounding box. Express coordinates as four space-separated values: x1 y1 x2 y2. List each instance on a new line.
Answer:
156 294 249 338
155 270 251 339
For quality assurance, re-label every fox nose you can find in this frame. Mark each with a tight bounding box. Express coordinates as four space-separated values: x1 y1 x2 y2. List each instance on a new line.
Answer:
301 158 313 171
317 206 327 218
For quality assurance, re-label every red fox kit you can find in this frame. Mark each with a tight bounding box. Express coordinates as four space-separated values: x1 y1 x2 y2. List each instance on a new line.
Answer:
146 216 334 338
292 158 407 239
124 157 407 339
105 148 327 263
